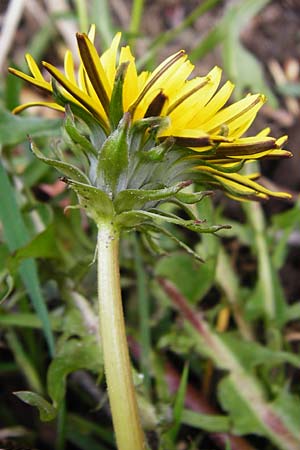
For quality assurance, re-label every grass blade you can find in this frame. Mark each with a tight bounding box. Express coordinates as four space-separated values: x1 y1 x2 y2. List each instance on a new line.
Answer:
0 161 55 355
133 234 151 398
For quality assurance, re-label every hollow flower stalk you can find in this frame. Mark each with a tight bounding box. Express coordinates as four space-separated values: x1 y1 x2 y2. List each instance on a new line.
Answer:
9 26 291 450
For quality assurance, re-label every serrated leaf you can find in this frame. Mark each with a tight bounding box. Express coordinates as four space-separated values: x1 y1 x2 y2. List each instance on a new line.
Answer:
0 108 61 146
8 224 59 272
181 409 230 433
219 332 300 370
271 390 300 438
30 140 90 184
156 253 216 302
218 376 266 435
14 391 57 421
47 337 103 407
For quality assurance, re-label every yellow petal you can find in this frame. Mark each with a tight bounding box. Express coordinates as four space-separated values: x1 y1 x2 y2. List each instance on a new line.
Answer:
100 32 122 90
76 33 111 108
43 61 108 126
12 101 64 114
201 94 264 135
8 67 52 93
64 50 77 84
166 75 209 115
187 80 235 130
196 165 291 198
119 46 139 111
88 24 96 42
25 54 44 81
131 50 187 112
159 127 211 148
169 67 222 129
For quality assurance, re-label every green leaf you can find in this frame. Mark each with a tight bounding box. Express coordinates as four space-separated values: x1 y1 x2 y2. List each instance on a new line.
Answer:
0 162 55 355
8 224 59 272
167 362 189 441
155 253 215 303
181 409 230 433
14 391 57 421
219 332 300 370
218 376 266 435
0 108 61 146
30 139 90 184
271 390 300 438
47 337 103 407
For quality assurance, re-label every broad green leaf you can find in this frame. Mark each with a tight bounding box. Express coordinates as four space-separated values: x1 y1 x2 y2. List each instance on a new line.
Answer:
271 390 300 438
47 337 103 407
0 108 61 146
218 376 266 435
8 224 59 272
155 253 215 303
219 376 300 449
181 409 230 433
14 391 56 422
219 332 300 370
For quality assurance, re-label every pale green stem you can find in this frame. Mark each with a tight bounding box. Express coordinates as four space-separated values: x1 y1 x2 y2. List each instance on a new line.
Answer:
244 200 276 321
97 222 146 450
